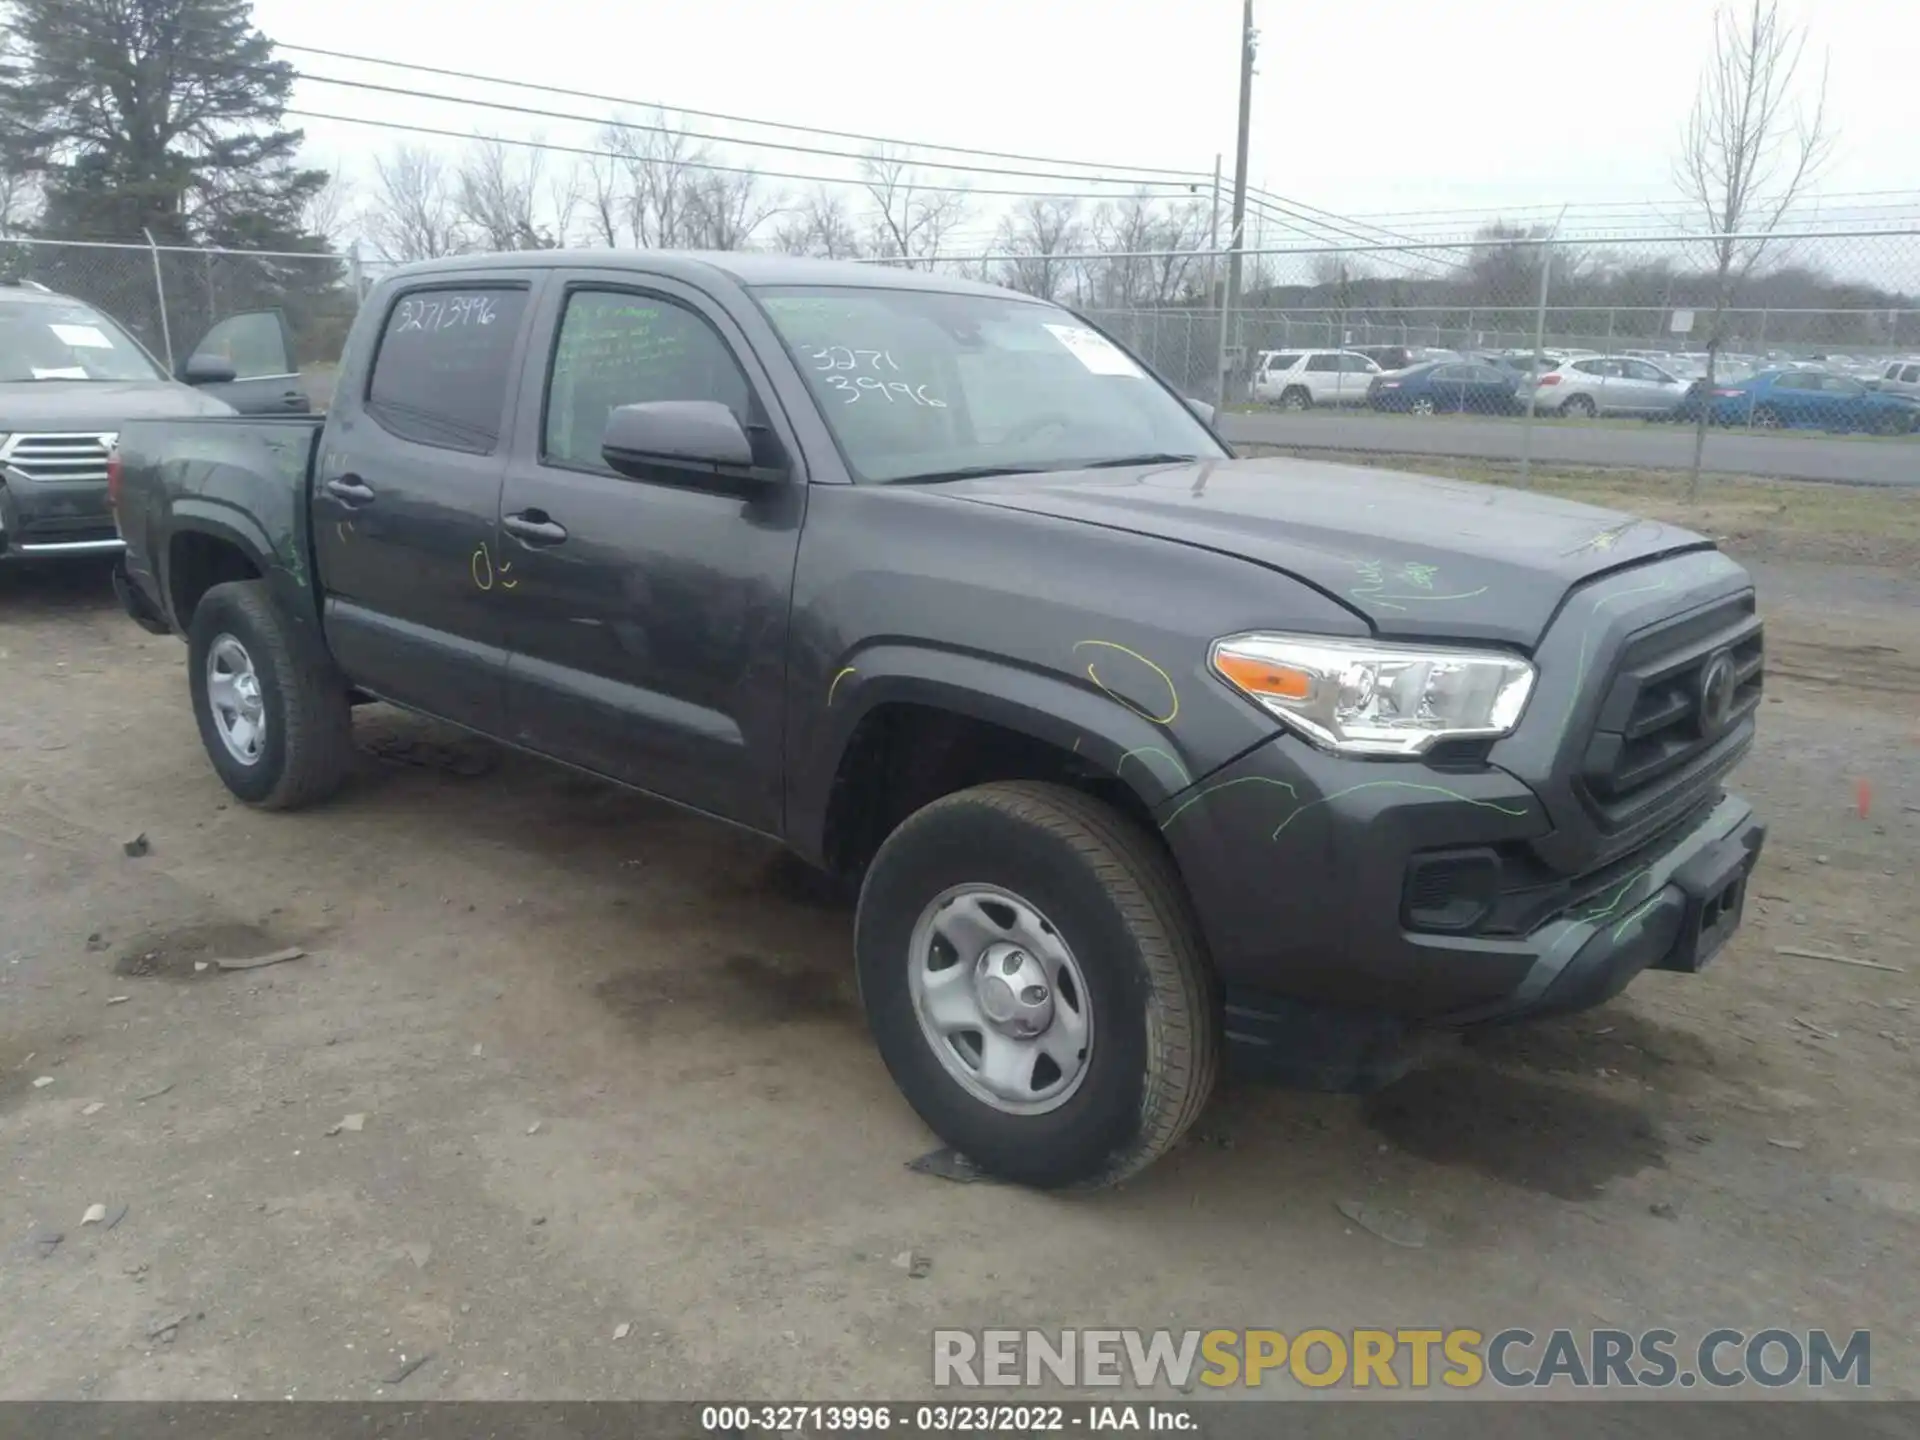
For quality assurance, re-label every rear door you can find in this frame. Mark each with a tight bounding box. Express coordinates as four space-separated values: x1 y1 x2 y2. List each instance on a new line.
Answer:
1303 352 1342 403
1335 352 1377 404
310 274 542 732
180 311 313 415
495 269 806 831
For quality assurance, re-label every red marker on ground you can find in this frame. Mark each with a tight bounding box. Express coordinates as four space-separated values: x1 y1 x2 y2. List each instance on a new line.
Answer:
1855 778 1872 819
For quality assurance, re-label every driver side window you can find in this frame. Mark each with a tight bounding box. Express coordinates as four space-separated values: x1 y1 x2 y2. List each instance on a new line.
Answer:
543 289 752 473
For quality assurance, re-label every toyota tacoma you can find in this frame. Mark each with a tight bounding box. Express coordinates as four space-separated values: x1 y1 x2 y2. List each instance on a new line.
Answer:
108 252 1766 1188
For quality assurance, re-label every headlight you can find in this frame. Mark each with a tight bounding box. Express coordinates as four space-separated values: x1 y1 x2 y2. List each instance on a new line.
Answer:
1210 634 1536 756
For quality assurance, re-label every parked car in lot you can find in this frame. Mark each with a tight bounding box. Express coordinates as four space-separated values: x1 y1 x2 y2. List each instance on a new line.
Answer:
1872 359 1920 399
1531 356 1692 418
1700 367 1920 434
1368 359 1523 415
1346 345 1458 374
1251 348 1382 408
1 281 311 564
111 250 1768 1189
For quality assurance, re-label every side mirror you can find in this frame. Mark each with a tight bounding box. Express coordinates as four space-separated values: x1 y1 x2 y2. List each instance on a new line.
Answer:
601 401 781 491
1184 397 1217 425
182 354 238 386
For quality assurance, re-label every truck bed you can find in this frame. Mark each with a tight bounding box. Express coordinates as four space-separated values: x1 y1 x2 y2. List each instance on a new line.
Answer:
115 414 327 635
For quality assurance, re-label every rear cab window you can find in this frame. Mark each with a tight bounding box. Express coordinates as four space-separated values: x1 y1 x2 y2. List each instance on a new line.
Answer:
364 286 532 453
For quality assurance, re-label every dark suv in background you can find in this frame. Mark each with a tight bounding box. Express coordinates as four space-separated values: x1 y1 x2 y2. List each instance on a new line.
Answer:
1 280 308 564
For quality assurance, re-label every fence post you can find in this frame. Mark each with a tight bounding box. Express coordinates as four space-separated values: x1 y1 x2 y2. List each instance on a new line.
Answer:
1518 224 1563 489
142 228 174 371
349 241 365 303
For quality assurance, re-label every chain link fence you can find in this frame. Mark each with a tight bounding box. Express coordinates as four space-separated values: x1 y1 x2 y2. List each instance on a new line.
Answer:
1 236 360 404
914 227 1920 482
9 226 1916 481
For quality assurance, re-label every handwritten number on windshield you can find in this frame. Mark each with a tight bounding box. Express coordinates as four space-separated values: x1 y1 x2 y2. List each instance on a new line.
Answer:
824 375 946 407
806 346 904 373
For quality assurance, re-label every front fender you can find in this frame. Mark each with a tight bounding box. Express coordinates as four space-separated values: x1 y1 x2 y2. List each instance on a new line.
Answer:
786 641 1262 866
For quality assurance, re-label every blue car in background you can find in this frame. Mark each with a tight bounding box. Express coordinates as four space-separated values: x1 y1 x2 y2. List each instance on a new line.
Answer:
1698 368 1920 435
1366 359 1523 416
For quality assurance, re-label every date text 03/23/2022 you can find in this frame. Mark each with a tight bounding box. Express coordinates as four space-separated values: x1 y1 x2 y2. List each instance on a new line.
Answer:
700 1404 1194 1432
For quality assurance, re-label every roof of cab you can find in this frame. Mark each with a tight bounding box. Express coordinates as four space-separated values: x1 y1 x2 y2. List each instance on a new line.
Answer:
380 249 1027 300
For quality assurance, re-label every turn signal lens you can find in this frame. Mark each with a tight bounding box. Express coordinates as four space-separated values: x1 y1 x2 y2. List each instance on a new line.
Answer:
1212 651 1313 700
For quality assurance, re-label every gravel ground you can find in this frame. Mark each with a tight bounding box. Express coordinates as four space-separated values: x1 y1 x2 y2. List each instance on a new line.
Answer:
2 547 1916 1403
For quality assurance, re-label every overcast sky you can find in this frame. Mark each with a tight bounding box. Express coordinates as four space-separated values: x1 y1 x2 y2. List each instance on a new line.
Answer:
254 0 1913 249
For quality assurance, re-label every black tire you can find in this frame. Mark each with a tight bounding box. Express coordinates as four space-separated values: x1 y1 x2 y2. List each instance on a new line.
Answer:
1751 404 1783 431
1563 394 1597 418
187 579 355 810
1279 387 1312 412
855 780 1220 1189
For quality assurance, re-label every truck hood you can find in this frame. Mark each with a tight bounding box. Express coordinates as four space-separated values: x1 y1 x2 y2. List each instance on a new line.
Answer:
940 455 1717 648
0 380 235 430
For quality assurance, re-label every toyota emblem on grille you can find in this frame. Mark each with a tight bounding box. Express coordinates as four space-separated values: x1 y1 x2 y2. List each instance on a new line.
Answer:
1696 649 1739 737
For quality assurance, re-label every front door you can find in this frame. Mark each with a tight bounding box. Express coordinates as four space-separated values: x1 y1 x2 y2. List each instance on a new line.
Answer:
309 277 541 732
496 273 806 832
180 310 313 415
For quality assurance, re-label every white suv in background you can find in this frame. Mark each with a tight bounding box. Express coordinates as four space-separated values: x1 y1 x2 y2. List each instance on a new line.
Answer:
1874 359 1920 399
1252 349 1382 409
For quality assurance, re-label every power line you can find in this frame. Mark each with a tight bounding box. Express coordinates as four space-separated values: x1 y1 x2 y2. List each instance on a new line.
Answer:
282 43 1212 186
286 109 1203 202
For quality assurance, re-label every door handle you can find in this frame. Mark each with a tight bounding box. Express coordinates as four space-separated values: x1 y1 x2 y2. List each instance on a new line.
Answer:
503 511 569 546
325 475 375 504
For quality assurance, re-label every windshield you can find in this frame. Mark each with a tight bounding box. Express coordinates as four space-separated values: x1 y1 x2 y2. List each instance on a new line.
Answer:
0 297 165 383
754 285 1226 483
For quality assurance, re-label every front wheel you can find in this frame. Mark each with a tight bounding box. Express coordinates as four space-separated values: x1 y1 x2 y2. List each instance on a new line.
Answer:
855 781 1220 1189
187 580 355 809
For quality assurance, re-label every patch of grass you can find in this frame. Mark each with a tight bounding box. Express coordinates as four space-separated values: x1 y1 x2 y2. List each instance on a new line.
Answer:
1238 445 1920 569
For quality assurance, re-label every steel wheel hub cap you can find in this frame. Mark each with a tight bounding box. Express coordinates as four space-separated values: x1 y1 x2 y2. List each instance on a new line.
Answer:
207 633 267 766
908 884 1093 1116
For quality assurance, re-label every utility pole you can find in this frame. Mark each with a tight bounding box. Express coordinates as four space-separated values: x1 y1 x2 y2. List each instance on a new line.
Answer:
1216 0 1257 408
1208 153 1222 307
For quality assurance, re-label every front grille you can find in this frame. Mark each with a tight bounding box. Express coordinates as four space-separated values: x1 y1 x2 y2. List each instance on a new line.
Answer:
0 431 117 485
1581 593 1762 822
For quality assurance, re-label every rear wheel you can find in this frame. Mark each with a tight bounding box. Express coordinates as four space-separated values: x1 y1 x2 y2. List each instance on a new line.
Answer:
1562 394 1597 419
1279 387 1312 412
855 781 1220 1189
1751 404 1784 430
187 580 354 809
1408 396 1437 416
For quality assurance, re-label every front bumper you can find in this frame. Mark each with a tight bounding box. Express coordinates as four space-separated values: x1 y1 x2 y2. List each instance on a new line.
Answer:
0 467 122 560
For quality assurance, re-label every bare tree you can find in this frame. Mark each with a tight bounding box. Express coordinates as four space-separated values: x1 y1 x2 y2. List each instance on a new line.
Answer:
366 144 467 263
860 148 967 270
683 169 781 251
773 186 863 259
456 136 555 251
1087 193 1208 307
299 166 356 248
994 197 1085 303
1678 0 1833 497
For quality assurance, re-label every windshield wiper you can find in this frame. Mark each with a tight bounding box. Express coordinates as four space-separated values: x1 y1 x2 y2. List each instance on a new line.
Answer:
883 464 1061 485
1076 453 1202 469
885 454 1203 485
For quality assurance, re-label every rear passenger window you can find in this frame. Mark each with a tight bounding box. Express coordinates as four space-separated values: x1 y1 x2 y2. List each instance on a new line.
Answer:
1903 365 1920 383
1306 354 1340 372
543 290 751 472
365 286 529 453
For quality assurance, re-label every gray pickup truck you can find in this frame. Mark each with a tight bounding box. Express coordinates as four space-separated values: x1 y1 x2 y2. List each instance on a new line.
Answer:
110 251 1766 1188
1 280 309 563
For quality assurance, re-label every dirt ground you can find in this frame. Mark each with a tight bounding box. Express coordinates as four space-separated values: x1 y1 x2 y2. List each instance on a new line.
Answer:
3 482 1918 1402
